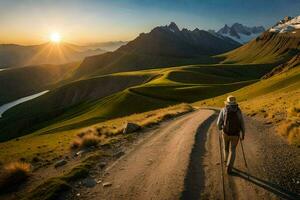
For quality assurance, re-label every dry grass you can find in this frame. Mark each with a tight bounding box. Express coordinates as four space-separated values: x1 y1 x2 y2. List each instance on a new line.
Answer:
96 103 193 135
70 103 194 149
71 134 101 149
0 161 31 192
277 120 300 146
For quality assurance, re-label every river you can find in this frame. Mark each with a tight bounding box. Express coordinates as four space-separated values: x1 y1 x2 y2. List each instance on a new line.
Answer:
0 90 49 117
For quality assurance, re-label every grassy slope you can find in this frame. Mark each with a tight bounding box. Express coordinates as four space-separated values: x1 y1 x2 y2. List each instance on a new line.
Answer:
195 65 300 145
0 72 152 141
0 104 192 163
218 31 300 64
74 51 220 78
0 63 275 141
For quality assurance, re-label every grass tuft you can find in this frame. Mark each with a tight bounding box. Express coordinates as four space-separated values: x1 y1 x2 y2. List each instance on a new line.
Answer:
0 162 31 193
71 134 101 149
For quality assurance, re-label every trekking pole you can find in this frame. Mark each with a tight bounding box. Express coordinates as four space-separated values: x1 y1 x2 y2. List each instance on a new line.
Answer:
218 132 226 200
240 139 250 179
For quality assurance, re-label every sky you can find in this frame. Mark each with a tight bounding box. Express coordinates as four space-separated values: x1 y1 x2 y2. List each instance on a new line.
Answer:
0 0 299 45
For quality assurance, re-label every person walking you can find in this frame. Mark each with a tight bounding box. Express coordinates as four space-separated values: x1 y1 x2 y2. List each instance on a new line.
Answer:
217 95 245 174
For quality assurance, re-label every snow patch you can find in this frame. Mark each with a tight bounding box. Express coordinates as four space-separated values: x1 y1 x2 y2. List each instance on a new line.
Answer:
270 15 300 33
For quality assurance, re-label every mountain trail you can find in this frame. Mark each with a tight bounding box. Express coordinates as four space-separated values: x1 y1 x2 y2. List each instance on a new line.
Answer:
70 109 300 200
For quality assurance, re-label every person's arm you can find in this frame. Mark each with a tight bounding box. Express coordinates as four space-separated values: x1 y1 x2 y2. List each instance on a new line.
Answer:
238 110 245 139
217 109 224 131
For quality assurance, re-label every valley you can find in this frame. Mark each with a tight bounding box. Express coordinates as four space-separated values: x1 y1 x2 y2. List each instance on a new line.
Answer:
0 13 299 200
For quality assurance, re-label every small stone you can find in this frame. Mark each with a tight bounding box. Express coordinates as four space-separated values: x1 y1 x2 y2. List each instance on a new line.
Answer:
103 182 112 187
97 179 102 184
54 159 67 168
76 149 87 156
76 193 80 197
99 162 107 168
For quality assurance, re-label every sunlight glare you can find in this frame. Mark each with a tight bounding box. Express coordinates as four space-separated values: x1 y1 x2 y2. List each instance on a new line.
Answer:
50 32 61 43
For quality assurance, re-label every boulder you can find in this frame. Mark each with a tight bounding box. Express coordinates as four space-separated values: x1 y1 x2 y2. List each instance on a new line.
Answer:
123 122 141 134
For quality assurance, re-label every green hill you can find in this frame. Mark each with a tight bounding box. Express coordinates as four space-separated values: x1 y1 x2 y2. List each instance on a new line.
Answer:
219 31 300 64
0 63 274 141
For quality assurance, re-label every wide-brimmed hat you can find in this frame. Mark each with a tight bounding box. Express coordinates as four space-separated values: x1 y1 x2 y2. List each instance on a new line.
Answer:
224 95 237 105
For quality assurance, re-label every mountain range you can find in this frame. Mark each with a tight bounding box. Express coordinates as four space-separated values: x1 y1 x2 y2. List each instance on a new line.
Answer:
74 22 241 78
217 23 265 44
0 43 106 68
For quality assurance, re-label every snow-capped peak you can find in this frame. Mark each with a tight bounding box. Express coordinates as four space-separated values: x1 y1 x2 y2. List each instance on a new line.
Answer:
269 16 300 33
217 23 265 44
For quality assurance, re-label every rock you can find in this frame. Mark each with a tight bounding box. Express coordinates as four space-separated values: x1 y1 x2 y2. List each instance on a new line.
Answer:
76 193 80 197
99 162 107 168
103 182 112 187
54 159 67 168
75 149 88 156
123 122 141 134
97 179 102 184
82 177 97 188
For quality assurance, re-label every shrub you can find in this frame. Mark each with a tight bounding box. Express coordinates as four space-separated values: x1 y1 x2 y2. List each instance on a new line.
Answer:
80 135 101 148
0 162 31 192
277 120 300 146
287 105 300 118
71 134 101 149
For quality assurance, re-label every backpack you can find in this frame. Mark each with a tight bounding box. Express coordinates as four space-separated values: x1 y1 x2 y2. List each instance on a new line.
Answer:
223 107 241 136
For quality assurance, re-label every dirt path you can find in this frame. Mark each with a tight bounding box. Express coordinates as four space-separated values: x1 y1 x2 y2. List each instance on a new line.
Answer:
74 109 300 200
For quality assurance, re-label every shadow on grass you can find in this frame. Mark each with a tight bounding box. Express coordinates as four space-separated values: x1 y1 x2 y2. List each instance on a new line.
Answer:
180 112 217 200
232 168 300 200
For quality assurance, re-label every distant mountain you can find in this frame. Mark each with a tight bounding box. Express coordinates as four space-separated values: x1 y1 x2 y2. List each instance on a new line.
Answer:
0 43 106 68
117 22 240 57
75 22 241 77
221 17 300 64
86 41 128 51
270 15 300 33
217 23 265 44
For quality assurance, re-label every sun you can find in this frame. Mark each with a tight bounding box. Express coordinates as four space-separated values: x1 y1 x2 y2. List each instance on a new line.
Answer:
50 32 61 43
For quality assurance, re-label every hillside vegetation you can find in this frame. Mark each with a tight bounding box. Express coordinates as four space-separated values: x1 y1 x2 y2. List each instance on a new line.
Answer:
196 63 300 146
0 63 274 141
220 31 300 64
0 104 193 164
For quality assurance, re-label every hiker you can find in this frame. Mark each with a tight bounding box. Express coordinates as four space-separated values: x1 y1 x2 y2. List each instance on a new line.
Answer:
217 95 245 174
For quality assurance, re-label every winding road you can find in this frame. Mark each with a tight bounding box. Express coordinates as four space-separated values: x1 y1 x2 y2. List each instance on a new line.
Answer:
76 109 300 200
